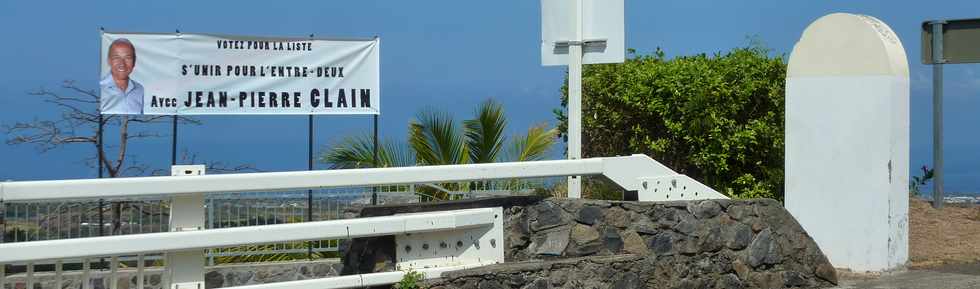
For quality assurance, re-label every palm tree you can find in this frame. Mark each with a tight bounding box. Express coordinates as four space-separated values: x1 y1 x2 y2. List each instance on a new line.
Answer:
463 101 506 164
321 99 558 199
410 108 470 166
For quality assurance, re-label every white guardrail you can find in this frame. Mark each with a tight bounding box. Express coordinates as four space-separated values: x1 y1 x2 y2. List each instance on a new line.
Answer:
0 154 726 289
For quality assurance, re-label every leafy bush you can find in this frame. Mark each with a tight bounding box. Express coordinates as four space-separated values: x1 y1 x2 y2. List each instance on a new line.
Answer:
555 46 787 199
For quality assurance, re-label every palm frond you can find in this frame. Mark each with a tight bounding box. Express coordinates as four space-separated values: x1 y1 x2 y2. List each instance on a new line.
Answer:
464 99 507 163
409 109 469 165
321 135 414 169
507 124 558 162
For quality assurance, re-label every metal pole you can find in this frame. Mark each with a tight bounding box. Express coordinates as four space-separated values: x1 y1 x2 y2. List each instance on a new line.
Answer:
931 21 945 209
307 33 316 259
171 116 178 165
0 199 4 245
98 114 105 246
566 0 584 199
307 115 314 259
372 115 379 205
98 115 105 178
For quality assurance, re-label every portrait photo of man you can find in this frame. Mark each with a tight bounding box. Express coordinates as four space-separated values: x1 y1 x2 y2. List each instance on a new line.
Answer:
100 38 144 114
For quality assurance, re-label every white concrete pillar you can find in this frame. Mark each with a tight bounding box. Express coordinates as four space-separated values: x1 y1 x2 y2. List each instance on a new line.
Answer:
785 13 909 272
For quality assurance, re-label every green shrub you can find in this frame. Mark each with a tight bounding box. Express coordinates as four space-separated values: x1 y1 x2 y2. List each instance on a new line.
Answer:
555 46 787 200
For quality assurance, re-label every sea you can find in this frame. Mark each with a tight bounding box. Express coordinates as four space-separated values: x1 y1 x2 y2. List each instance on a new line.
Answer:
913 191 980 204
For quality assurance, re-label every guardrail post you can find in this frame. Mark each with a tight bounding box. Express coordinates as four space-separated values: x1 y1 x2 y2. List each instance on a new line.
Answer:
167 165 207 289
26 262 33 289
56 260 63 289
137 254 145 289
82 258 91 289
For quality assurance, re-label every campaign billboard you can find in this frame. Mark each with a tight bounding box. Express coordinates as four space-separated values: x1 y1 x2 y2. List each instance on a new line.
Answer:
99 32 380 115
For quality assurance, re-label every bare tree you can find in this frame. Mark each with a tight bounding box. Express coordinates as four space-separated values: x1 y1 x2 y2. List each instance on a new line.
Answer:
4 80 191 177
4 80 258 236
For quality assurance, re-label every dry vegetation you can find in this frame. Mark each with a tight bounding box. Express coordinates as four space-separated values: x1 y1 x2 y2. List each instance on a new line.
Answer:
909 198 980 268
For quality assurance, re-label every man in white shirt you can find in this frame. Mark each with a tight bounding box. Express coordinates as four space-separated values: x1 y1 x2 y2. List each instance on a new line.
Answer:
100 38 144 114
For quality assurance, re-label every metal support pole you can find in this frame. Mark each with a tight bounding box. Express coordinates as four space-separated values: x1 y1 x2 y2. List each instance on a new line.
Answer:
307 115 314 259
307 30 317 259
171 116 178 165
98 115 106 242
98 115 105 178
566 0 584 199
0 199 4 245
931 21 945 209
372 115 379 205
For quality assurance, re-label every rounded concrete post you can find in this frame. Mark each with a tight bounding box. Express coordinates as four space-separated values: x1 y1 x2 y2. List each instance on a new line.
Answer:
785 13 910 272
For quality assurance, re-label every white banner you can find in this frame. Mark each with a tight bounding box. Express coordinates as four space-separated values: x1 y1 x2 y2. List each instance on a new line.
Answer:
99 32 380 115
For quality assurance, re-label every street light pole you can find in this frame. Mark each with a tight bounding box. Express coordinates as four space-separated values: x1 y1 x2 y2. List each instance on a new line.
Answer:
931 21 945 209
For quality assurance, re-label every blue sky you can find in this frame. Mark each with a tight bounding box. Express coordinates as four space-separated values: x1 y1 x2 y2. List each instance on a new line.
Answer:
1 1 978 193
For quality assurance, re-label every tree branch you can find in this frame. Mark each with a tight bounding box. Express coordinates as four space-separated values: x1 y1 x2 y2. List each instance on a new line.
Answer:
6 81 257 178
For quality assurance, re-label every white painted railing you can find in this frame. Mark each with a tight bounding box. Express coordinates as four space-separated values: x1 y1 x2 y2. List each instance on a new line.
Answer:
0 208 501 289
0 154 725 289
0 208 497 263
0 154 723 202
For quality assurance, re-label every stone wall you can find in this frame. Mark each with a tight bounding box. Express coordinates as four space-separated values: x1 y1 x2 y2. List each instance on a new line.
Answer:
342 197 838 289
1 259 342 289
